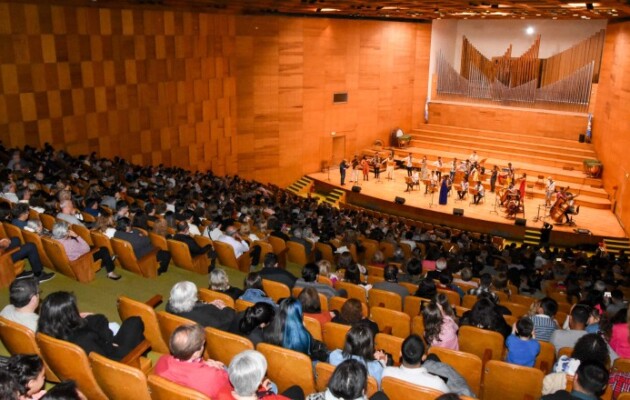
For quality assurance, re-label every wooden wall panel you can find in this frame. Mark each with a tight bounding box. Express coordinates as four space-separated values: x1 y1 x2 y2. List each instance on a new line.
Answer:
235 17 432 186
0 2 237 174
593 21 630 235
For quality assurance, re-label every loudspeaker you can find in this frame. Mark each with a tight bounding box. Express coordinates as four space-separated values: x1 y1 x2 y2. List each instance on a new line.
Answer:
578 134 585 143
351 185 361 193
453 208 464 216
515 218 527 226
394 196 405 205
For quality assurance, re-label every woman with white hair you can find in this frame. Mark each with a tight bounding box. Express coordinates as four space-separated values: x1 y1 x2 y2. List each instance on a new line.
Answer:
51 221 120 280
228 350 304 400
166 281 235 331
209 268 244 300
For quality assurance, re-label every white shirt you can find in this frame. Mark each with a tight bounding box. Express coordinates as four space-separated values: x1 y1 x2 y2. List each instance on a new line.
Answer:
204 226 223 241
0 305 38 332
187 222 201 236
469 152 479 162
382 365 449 393
216 234 250 258
405 156 413 168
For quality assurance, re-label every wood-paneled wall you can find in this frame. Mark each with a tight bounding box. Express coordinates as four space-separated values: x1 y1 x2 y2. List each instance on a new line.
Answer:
593 21 630 235
234 17 431 186
0 2 238 175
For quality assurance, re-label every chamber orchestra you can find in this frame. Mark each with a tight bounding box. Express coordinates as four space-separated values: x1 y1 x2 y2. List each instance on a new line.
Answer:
348 150 581 228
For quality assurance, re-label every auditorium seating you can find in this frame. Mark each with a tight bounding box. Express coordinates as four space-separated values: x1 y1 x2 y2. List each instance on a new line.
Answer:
256 342 316 394
117 295 169 354
41 236 101 283
204 326 254 366
147 374 211 400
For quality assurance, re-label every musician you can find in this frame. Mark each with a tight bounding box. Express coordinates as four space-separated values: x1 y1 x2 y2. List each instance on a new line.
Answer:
490 165 499 193
426 171 438 194
373 153 382 180
518 173 527 200
473 181 485 205
439 175 450 205
545 177 555 206
351 156 360 183
469 150 479 163
449 158 458 180
502 183 519 206
411 168 420 186
405 153 413 177
562 193 580 224
432 156 443 180
457 177 469 200
469 164 479 183
339 159 349 186
361 156 370 181
385 154 395 180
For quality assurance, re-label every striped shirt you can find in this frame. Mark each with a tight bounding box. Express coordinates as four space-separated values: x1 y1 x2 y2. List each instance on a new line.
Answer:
532 314 558 342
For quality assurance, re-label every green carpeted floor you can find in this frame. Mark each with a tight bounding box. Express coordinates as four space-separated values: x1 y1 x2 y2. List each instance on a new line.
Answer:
0 260 304 357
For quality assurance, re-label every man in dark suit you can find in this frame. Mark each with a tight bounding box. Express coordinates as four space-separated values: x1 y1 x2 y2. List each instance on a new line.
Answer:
173 221 215 271
114 217 171 274
258 253 297 289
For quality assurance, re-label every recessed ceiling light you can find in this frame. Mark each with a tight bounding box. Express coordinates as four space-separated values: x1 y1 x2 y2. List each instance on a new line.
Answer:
525 26 535 35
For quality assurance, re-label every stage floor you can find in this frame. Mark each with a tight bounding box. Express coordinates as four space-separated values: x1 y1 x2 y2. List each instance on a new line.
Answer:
308 169 627 239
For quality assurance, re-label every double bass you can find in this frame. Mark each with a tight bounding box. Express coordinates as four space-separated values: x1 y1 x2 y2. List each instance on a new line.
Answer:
550 187 579 223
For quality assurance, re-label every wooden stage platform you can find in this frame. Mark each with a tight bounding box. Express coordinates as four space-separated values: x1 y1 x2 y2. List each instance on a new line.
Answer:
308 168 627 247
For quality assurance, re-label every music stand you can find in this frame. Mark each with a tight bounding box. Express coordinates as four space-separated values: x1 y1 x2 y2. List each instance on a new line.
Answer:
490 191 500 215
428 186 437 208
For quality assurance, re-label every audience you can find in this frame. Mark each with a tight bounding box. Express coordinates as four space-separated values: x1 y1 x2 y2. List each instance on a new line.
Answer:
541 361 609 400
166 281 236 331
239 272 277 307
0 277 40 331
422 300 459 351
329 324 387 385
258 253 298 289
371 265 409 301
210 267 244 300
505 316 540 367
236 302 276 346
531 297 560 342
298 287 333 325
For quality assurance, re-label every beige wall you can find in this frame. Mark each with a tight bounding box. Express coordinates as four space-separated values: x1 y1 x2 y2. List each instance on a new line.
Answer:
593 21 630 234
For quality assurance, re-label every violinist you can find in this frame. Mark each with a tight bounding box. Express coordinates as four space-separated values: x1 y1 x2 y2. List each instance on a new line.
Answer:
372 153 383 180
426 171 438 194
432 156 443 180
490 165 499 193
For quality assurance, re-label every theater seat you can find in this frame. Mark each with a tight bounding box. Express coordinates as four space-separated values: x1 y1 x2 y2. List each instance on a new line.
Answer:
156 311 196 351
368 289 403 311
315 362 378 397
535 340 556 374
262 279 291 303
197 288 235 308
42 236 101 283
147 374 211 400
381 376 444 400
89 352 152 400
117 295 169 354
481 360 543 400
458 325 505 365
256 342 316 394
111 237 159 278
204 325 254 366
375 333 404 366
322 322 351 351
370 307 410 338
167 239 208 274
428 346 482 396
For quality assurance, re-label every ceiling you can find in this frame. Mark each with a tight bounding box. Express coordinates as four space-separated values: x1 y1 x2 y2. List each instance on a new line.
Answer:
28 0 630 21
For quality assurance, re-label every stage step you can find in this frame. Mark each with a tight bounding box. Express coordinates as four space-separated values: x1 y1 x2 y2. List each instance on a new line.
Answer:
603 238 630 255
286 176 313 196
524 229 542 246
324 188 345 206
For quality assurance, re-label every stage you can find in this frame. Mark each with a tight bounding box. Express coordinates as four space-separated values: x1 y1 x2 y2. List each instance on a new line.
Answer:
308 167 627 247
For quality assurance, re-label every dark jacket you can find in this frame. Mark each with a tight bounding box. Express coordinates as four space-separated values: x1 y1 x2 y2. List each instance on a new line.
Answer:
173 233 212 256
258 267 298 289
114 229 155 259
68 314 145 361
166 302 235 331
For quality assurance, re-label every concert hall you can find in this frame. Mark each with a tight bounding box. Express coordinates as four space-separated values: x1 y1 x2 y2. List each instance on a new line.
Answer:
0 1 629 399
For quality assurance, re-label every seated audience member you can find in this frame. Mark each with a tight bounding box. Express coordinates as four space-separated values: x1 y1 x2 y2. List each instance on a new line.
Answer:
93 215 116 238
0 277 39 331
382 334 449 393
307 359 385 400
437 271 465 299
605 290 627 317
415 279 438 299
154 323 233 399
329 325 387 385
294 263 344 299
331 298 379 338
37 291 145 361
399 258 423 285
229 350 305 400
173 220 215 272
550 304 590 353
608 307 630 358
40 381 87 400
460 297 511 338
298 287 333 325
453 266 478 288
532 297 560 342
216 225 261 266
166 281 235 331
505 316 540 367
426 257 447 281
542 333 610 395
371 265 409 301
6 354 46 400
114 217 170 274
263 297 329 362
239 272 277 307
258 253 297 289
541 361 609 400
10 203 29 229
467 273 499 303
209 268 244 300
52 221 120 280
0 236 55 283
82 198 101 219
114 200 130 221
56 200 85 227
289 227 313 256
343 262 372 293
237 302 276 346
317 259 339 286
422 301 459 351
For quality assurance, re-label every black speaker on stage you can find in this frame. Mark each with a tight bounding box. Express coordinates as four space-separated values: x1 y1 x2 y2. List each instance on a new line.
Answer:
515 218 527 226
578 134 585 143
352 185 361 193
394 197 405 205
453 208 464 216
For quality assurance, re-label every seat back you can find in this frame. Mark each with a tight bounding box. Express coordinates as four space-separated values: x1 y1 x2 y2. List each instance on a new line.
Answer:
399 282 418 295
71 224 93 246
41 236 78 280
375 333 404 366
370 307 410 338
360 240 378 266
315 362 378 398
267 236 287 255
21 228 54 270
368 289 403 311
197 288 235 308
379 242 395 259
334 281 367 303
286 241 309 266
235 299 255 312
303 316 323 341
254 240 274 267
3 222 24 244
314 242 335 266
262 279 291 303
403 296 430 319
117 295 169 354
612 357 630 373
149 232 168 251
38 214 56 232
110 238 144 277
167 239 207 274
481 360 544 400
381 376 444 400
204 326 254 366
291 287 329 311
147 374 211 400
437 288 461 307
0 316 60 382
90 230 114 255
428 346 482 396
36 332 108 400
510 294 535 308
558 347 573 359
256 342 316 394
502 301 530 317
462 294 477 309
89 352 151 400
212 240 240 271
411 315 424 338
156 311 196 348
458 325 505 365
535 340 556 374
316 275 334 287
367 266 385 277
322 322 351 351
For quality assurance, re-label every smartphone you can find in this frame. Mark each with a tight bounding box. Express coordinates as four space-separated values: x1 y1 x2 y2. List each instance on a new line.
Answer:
604 292 612 298
556 258 562 262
